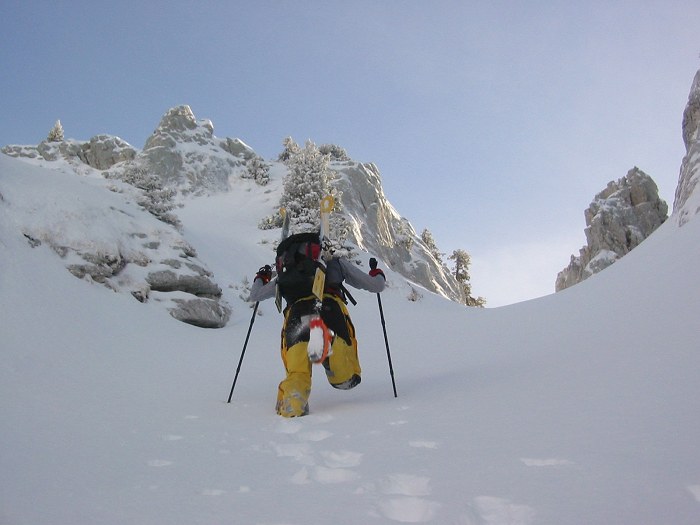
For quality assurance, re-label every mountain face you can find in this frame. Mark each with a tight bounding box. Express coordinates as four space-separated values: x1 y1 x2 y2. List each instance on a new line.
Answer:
674 69 700 226
1 106 462 327
557 68 700 292
332 161 463 301
141 105 255 194
0 148 232 329
556 167 668 292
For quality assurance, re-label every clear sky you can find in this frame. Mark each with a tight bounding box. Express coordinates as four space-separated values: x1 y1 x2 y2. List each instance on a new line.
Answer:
2 1 698 306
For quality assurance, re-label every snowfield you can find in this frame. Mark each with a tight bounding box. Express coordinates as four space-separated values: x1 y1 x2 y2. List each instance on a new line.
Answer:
1 153 700 524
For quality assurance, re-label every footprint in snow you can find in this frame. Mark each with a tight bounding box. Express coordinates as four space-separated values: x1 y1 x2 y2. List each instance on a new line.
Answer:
273 441 314 465
376 497 440 523
320 450 363 469
467 496 535 525
274 419 303 434
291 465 360 485
291 467 311 485
376 473 440 523
272 413 363 486
298 429 333 442
314 465 360 484
380 473 432 497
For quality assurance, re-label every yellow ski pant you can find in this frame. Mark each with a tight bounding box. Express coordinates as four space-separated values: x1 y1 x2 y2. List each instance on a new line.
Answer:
276 294 360 417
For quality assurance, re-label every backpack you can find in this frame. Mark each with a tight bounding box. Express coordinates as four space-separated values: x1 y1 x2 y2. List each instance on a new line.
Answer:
275 232 322 304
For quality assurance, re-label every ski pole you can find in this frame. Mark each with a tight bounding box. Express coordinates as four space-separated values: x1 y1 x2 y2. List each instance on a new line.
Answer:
227 301 259 403
370 258 397 398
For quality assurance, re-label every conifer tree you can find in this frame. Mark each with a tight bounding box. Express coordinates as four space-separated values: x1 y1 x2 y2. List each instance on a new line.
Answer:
280 139 335 231
318 143 350 161
421 228 443 263
278 136 301 162
449 249 486 307
244 156 270 185
262 139 351 254
47 120 64 142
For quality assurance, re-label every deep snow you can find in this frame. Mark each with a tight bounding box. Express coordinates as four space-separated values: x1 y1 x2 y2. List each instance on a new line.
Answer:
1 153 700 524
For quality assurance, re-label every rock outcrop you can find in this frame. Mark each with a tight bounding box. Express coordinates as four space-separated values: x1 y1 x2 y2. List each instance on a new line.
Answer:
1 143 231 329
673 69 700 226
141 105 252 194
331 161 464 302
2 136 136 170
80 135 136 169
556 167 668 291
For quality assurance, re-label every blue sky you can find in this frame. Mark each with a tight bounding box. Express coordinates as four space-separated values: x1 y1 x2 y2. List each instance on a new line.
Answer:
2 1 698 306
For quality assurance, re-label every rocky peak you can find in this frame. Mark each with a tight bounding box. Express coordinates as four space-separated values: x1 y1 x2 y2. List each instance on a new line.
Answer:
144 105 214 149
140 105 252 194
556 167 668 291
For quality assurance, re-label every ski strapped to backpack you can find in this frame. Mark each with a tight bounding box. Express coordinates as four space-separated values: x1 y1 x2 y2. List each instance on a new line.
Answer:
275 207 292 312
308 195 335 362
274 196 336 363
312 195 335 300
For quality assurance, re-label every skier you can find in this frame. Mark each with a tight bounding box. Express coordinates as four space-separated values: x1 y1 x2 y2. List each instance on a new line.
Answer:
249 243 386 417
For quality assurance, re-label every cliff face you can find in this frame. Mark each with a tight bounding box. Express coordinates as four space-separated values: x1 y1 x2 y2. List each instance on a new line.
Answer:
556 168 668 292
674 69 700 226
332 161 463 302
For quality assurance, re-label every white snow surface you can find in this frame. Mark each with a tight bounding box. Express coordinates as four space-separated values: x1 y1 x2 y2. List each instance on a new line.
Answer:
2 153 700 524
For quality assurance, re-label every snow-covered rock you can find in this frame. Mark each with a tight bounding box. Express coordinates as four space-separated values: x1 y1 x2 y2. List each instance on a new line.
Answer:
556 167 668 291
332 161 463 301
80 134 137 169
2 135 136 170
673 68 700 226
141 105 248 194
0 154 231 328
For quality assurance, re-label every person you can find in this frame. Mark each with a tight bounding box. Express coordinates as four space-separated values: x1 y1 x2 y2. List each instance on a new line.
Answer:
249 242 386 417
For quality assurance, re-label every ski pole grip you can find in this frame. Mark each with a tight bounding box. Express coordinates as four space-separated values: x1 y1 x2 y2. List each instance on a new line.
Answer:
369 257 378 270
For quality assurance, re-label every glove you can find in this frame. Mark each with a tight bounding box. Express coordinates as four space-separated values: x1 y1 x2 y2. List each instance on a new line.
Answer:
368 258 385 280
255 265 272 284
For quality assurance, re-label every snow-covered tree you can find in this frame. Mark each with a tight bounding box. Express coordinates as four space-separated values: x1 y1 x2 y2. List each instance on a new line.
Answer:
278 136 301 162
108 163 180 228
318 143 350 161
449 249 486 307
244 156 270 186
261 139 351 255
395 219 415 251
280 140 335 229
421 228 443 263
47 120 64 142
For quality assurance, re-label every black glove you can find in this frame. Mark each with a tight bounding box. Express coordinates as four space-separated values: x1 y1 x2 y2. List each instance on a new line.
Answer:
255 265 272 284
368 258 385 279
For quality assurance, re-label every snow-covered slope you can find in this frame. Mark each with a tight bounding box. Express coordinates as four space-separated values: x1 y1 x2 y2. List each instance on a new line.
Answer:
2 151 700 524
